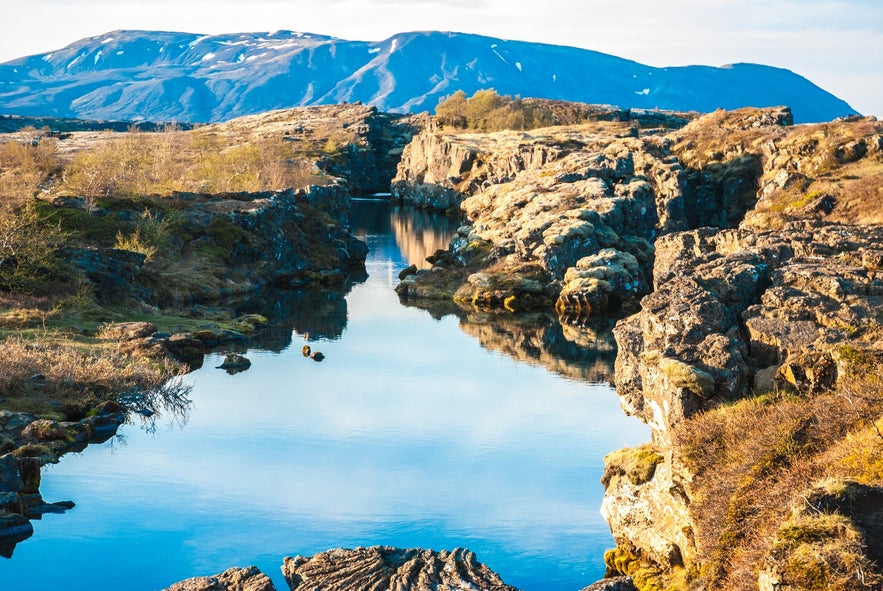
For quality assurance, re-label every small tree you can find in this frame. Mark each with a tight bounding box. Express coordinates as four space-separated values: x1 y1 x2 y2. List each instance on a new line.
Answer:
0 202 66 292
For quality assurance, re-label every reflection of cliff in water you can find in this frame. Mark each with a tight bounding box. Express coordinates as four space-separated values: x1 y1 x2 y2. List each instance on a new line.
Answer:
235 285 356 352
351 198 463 269
407 301 617 383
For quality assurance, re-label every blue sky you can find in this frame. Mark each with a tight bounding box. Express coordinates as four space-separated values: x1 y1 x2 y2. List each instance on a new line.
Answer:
0 0 880 116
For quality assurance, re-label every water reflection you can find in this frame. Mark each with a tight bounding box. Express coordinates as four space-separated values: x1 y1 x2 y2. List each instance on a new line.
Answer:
117 377 195 433
352 199 463 270
403 303 618 384
2 200 646 591
232 288 353 353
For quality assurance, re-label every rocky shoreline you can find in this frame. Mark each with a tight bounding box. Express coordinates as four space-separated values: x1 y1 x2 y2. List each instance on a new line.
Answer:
1 100 881 590
0 105 409 553
390 105 883 590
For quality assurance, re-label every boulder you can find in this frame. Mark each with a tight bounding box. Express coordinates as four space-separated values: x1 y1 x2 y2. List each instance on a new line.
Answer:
557 249 648 315
580 576 638 591
216 354 251 374
61 247 147 303
100 321 158 341
163 566 276 591
282 546 519 591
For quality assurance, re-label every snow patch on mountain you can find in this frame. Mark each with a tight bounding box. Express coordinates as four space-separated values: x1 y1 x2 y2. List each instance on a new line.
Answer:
0 29 859 124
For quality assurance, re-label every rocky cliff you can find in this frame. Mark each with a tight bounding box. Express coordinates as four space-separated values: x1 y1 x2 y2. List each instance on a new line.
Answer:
394 108 775 316
394 105 883 590
215 103 422 195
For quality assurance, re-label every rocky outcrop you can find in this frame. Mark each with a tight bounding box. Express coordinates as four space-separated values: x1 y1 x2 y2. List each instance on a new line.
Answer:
580 576 638 591
614 221 883 446
395 107 882 325
603 220 883 586
391 126 562 210
51 184 369 306
198 184 369 288
397 133 694 314
163 566 277 591
393 110 795 317
391 106 697 212
0 402 125 556
281 546 519 591
61 246 147 304
670 108 882 230
211 103 423 195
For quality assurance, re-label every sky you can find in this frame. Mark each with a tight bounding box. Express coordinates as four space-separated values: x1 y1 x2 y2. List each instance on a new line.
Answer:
0 0 880 117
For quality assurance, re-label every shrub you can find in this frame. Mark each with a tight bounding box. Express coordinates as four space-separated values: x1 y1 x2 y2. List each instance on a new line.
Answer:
434 89 558 132
0 137 59 203
59 127 318 198
0 201 67 292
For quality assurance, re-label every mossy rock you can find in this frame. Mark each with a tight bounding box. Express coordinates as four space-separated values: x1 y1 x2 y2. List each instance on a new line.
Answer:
658 357 715 397
602 445 664 489
604 545 682 591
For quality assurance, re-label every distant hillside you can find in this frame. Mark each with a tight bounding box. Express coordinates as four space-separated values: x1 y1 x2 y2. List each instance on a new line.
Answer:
0 29 858 124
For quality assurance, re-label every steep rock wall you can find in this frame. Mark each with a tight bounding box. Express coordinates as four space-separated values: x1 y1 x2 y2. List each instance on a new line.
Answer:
604 220 883 586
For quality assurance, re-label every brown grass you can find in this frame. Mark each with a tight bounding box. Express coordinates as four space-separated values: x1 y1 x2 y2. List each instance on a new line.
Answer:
0 336 183 419
675 366 883 589
669 109 883 228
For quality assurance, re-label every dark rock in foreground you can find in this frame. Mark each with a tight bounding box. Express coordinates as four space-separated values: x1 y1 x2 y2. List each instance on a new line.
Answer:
282 546 520 591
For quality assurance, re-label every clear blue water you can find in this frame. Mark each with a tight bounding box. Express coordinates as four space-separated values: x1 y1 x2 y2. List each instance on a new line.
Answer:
1 200 648 591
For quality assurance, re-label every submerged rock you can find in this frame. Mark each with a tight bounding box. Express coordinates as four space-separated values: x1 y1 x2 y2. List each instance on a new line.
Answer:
282 546 520 591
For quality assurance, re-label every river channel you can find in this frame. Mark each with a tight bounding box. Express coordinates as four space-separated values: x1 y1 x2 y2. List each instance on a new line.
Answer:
3 199 648 591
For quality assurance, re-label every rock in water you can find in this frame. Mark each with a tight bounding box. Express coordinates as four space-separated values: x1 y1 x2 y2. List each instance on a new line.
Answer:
216 353 252 374
282 546 520 591
580 577 638 591
163 566 276 591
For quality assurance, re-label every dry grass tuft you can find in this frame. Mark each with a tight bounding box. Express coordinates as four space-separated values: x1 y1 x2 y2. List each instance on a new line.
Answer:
0 336 183 418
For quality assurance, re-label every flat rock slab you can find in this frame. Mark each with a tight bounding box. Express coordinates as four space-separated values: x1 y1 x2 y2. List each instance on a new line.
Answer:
282 546 521 591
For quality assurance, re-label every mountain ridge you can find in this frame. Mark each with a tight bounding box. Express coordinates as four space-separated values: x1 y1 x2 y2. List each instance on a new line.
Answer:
0 29 858 124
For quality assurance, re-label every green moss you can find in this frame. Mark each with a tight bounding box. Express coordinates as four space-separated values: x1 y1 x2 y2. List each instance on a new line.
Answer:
604 546 685 591
201 218 251 263
658 357 716 396
602 444 664 489
769 512 879 591
832 345 877 376
776 514 851 547
229 313 268 335
34 201 123 246
12 443 53 458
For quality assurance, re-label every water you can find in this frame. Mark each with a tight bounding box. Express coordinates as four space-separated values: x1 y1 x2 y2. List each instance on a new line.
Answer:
1 200 648 591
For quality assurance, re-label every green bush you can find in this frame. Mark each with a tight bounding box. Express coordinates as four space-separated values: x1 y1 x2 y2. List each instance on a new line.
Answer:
434 89 555 132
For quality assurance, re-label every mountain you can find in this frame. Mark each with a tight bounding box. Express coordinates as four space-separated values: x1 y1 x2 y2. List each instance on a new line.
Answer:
0 30 858 124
